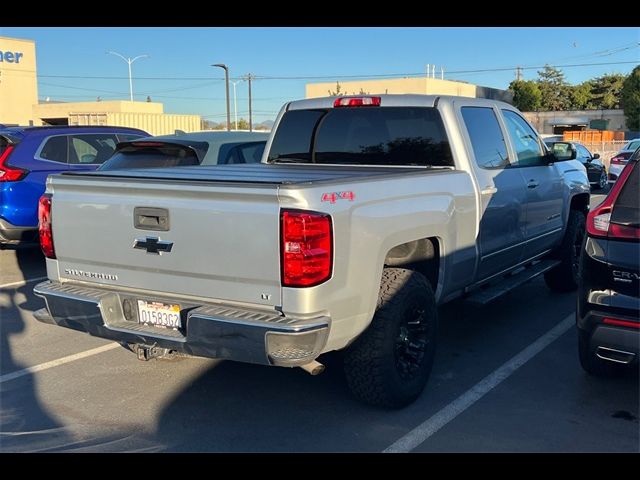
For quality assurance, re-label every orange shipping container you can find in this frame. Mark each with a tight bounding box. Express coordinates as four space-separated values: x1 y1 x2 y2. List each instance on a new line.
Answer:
563 130 619 142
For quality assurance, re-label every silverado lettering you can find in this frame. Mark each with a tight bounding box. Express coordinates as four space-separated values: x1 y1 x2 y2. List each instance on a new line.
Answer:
64 269 118 281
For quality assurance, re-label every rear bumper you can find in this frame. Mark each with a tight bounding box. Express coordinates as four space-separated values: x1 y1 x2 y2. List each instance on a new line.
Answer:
590 325 639 365
33 280 330 367
0 217 38 245
577 308 639 366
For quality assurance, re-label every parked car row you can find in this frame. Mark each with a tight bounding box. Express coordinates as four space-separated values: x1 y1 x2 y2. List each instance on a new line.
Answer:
0 127 268 247
3 96 637 409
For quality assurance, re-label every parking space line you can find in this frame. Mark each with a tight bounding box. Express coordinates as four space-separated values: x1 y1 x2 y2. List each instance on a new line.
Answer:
383 313 574 453
0 276 47 290
0 343 120 384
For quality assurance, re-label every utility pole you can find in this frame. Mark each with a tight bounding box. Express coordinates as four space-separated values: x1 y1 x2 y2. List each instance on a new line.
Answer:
515 66 523 81
212 64 231 131
231 80 240 130
246 73 254 132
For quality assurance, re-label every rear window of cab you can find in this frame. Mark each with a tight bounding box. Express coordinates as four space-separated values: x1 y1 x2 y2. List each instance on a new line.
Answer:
268 107 453 167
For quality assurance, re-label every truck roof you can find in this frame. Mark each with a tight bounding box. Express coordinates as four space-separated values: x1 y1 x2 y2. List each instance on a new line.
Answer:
286 94 514 111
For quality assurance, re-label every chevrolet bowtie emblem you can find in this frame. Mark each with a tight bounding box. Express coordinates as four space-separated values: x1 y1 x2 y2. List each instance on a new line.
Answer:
133 237 173 255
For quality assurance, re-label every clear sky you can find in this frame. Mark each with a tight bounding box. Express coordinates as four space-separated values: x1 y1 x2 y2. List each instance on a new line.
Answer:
1 27 638 123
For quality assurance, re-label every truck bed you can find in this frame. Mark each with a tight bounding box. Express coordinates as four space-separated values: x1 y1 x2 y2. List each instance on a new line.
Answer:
62 163 437 186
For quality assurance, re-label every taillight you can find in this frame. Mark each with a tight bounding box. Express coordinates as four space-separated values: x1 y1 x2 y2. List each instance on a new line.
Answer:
610 155 627 165
38 194 56 259
281 209 332 287
0 145 27 182
603 318 640 329
333 96 381 108
608 223 640 240
587 162 637 240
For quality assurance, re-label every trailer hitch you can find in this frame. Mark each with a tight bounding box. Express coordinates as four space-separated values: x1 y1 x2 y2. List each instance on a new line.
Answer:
135 344 174 361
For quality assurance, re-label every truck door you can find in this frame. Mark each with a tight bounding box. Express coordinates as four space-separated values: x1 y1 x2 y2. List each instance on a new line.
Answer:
500 109 564 256
458 105 527 281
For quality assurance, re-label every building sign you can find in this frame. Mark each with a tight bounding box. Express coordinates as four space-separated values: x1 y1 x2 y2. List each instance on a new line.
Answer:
0 51 24 63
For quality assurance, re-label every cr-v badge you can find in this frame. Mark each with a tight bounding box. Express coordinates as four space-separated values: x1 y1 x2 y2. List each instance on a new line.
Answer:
133 237 174 255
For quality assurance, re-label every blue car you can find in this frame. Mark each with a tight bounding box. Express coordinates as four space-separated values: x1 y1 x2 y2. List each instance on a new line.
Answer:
0 125 147 246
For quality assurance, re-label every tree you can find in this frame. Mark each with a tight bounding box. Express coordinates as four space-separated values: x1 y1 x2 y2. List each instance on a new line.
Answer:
621 66 640 131
328 81 344 96
537 65 571 111
509 80 542 111
201 119 222 130
569 81 594 110
590 73 626 110
236 118 250 130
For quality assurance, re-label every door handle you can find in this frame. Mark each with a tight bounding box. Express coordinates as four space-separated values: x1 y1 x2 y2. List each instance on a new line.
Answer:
134 207 170 231
527 180 539 189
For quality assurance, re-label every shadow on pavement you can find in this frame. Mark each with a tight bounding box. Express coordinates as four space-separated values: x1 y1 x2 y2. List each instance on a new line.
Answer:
1 247 145 452
151 354 370 452
0 248 72 452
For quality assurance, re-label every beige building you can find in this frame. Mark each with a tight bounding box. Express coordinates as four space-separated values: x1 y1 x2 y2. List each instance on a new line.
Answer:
33 100 201 136
0 36 38 125
0 36 201 135
306 77 512 102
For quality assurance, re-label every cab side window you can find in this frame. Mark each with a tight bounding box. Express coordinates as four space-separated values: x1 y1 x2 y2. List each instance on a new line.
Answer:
502 110 546 167
461 107 509 169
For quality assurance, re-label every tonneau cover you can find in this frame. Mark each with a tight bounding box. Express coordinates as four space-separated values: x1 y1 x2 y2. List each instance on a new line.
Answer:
61 163 428 185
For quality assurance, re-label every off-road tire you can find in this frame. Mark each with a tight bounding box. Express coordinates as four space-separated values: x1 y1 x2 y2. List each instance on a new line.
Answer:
544 210 586 292
343 268 438 408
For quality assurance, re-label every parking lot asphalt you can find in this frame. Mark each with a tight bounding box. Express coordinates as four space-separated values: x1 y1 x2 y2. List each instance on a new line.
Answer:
1 192 638 452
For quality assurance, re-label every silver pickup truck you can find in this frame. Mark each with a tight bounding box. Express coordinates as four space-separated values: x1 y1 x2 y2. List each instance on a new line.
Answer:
34 95 590 408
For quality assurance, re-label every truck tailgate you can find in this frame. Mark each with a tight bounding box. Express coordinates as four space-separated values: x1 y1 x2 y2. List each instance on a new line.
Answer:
48 175 281 307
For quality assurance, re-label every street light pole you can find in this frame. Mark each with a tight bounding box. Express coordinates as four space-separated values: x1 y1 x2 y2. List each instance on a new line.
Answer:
212 64 231 131
246 73 254 132
107 51 149 101
230 80 240 130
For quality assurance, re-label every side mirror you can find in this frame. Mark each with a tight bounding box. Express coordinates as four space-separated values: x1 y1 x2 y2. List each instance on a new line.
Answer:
549 142 577 162
593 153 600 160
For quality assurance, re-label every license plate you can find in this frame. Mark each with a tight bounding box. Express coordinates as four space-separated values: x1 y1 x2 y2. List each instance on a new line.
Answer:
137 300 181 329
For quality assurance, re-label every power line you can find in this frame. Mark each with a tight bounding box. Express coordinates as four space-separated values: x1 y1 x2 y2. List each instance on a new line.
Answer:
39 81 286 102
252 60 639 80
525 41 639 66
3 59 637 84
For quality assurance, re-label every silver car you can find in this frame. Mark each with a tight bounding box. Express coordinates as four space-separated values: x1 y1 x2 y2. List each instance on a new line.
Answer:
609 138 640 184
99 131 270 170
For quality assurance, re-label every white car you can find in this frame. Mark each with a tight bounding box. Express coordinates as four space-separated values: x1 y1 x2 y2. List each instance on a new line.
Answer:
609 138 640 184
99 131 270 170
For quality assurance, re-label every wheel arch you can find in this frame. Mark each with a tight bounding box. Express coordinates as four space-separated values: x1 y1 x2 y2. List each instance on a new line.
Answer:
383 236 441 293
